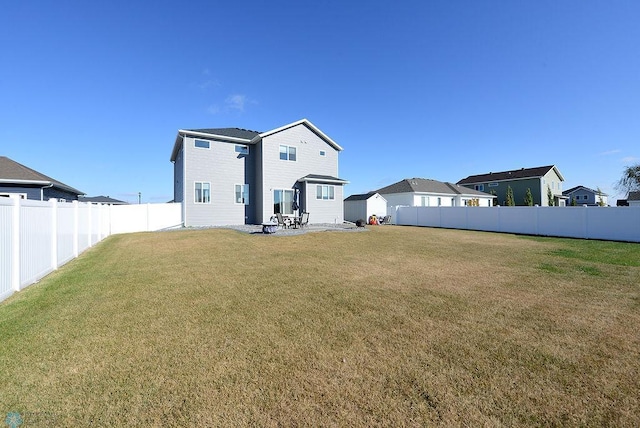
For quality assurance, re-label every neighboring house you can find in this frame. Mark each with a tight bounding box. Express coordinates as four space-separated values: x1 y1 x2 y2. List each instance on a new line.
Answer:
562 185 608 206
343 192 387 223
457 165 567 206
628 191 640 207
170 119 348 226
375 178 494 211
0 156 83 201
79 196 128 205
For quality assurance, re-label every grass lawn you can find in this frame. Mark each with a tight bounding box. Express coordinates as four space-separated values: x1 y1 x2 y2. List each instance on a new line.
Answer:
1 226 639 426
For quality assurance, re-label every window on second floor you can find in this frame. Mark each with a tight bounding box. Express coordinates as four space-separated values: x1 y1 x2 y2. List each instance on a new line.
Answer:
475 184 484 191
195 140 210 149
279 145 297 161
235 145 249 155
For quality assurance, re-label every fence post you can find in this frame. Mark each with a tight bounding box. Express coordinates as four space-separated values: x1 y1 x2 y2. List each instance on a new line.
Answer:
50 199 58 271
11 196 20 291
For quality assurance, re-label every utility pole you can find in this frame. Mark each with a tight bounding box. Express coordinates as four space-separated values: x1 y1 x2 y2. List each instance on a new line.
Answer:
138 192 141 204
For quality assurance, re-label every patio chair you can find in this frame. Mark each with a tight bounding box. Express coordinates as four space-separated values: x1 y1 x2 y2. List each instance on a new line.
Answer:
297 212 309 228
275 213 291 229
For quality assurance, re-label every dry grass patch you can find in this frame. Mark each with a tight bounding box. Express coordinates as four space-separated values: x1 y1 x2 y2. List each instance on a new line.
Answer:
1 226 639 426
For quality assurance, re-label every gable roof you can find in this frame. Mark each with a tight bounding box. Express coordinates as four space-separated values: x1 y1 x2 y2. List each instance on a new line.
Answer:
253 119 343 151
0 156 84 195
297 174 349 184
376 178 492 197
344 192 383 202
562 185 608 196
457 165 564 185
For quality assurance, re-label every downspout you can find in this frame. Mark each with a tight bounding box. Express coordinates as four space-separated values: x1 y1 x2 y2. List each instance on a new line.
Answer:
40 183 54 201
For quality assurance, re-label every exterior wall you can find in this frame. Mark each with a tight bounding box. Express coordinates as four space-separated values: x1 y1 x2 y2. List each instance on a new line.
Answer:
383 192 492 211
173 146 184 203
0 185 79 201
541 170 564 206
258 123 342 223
182 136 250 226
462 178 543 206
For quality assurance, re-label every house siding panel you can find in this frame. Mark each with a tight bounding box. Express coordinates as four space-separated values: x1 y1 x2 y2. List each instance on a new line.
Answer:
183 137 249 226
173 147 184 203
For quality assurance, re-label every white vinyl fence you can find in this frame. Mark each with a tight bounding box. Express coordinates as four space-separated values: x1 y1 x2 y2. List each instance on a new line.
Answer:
0 198 182 303
395 206 640 243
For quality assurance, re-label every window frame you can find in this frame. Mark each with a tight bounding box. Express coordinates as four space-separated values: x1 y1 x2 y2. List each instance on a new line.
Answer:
316 185 335 201
279 144 297 161
475 184 485 191
194 181 211 204
273 189 295 214
194 139 210 149
235 184 249 205
235 145 249 155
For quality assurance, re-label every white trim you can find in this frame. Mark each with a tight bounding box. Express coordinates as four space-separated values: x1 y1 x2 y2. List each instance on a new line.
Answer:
252 119 343 151
178 129 253 143
194 181 211 204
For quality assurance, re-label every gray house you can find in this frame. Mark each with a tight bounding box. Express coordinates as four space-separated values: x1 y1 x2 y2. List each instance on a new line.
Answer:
170 119 349 226
562 185 608 206
457 165 567 206
376 178 495 209
0 156 83 201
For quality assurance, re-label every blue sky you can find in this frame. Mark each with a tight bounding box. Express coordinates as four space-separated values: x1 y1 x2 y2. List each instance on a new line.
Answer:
2 1 639 203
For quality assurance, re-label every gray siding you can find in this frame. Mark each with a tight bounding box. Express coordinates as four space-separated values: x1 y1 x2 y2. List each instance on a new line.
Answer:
183 137 250 226
173 147 184 203
259 124 343 223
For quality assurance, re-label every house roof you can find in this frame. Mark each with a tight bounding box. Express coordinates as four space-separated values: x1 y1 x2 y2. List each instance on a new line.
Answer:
457 165 564 185
187 127 260 140
562 185 608 196
0 156 84 195
628 191 640 201
344 192 382 202
79 195 128 204
298 174 349 184
376 178 493 197
171 119 342 162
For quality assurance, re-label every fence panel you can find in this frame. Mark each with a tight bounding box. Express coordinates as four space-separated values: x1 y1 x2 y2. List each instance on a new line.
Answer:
396 206 640 243
0 199 13 301
57 202 76 266
19 200 54 288
110 203 182 234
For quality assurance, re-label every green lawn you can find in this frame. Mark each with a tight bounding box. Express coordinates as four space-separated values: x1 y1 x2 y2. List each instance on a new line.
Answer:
1 226 639 426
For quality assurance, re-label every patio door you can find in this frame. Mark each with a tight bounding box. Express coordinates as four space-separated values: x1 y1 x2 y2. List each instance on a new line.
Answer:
273 189 294 215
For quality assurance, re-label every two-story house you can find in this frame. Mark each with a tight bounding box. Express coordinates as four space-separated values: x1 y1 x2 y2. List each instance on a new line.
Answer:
170 119 348 227
457 165 567 206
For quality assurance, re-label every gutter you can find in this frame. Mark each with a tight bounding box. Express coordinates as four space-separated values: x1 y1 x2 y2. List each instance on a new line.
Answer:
40 183 54 201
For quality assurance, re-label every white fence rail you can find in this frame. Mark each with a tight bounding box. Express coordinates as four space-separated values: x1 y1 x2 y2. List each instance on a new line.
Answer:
395 206 640 243
0 198 182 303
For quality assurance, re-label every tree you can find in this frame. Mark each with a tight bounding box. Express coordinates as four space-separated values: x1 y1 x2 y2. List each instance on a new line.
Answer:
524 188 534 206
616 164 640 194
547 185 554 206
571 197 577 206
596 187 606 207
506 186 515 206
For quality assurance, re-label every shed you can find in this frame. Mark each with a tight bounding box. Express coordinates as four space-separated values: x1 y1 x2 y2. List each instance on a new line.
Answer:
344 192 387 223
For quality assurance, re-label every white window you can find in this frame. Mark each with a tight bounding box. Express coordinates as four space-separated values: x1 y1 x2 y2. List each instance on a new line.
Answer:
235 145 249 155
195 140 210 149
475 184 484 191
0 193 27 199
488 183 498 187
279 145 297 161
421 196 428 206
319 150 326 156
274 189 294 214
316 185 335 200
235 184 249 205
194 182 211 203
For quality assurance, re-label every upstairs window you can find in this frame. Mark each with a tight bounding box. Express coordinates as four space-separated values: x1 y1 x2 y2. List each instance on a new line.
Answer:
475 184 484 191
235 145 249 155
319 150 326 156
195 140 210 149
316 185 334 200
279 145 297 161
